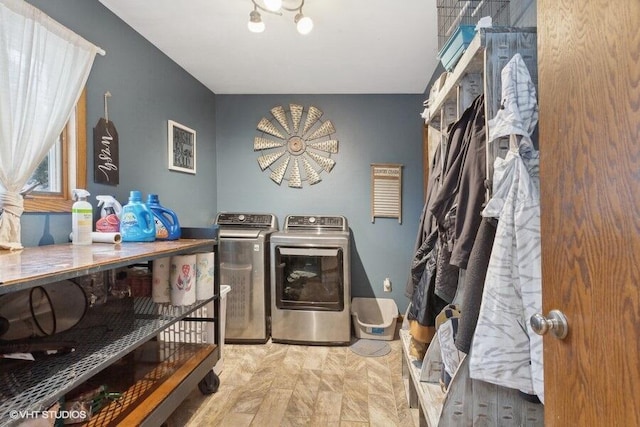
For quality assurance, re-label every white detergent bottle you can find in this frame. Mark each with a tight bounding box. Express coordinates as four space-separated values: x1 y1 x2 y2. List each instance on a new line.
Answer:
72 189 93 245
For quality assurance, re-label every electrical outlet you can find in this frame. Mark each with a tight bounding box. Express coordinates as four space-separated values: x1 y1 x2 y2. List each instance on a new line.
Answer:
383 277 392 292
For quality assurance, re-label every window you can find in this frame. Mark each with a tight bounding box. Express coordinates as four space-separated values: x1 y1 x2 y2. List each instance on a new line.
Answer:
27 131 63 195
23 89 87 213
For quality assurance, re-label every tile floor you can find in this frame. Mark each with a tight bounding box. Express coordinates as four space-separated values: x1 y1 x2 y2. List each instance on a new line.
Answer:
166 337 418 426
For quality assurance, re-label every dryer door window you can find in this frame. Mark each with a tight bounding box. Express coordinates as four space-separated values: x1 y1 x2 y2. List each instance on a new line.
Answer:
274 246 344 311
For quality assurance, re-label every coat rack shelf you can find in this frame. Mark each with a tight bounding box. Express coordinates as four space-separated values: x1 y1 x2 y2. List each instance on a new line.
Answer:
407 26 543 426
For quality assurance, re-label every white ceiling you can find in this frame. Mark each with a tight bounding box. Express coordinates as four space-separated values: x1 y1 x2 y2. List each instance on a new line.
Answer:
98 0 440 95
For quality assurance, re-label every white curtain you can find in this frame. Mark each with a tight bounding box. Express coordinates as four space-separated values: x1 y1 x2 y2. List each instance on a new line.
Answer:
0 0 104 250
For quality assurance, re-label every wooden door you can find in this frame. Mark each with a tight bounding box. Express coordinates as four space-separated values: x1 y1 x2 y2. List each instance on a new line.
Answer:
538 0 640 425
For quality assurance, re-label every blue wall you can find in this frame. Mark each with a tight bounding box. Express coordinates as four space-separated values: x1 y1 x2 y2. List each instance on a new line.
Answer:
16 0 538 311
21 0 218 245
17 1 429 313
216 95 425 312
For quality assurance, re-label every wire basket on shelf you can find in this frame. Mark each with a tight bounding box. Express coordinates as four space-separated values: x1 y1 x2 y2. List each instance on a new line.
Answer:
437 0 511 50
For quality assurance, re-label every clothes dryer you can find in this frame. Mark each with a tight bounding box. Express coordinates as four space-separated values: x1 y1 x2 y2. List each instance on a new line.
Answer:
270 215 350 345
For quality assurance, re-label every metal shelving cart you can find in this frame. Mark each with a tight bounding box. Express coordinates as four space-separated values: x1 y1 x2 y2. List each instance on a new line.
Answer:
0 239 220 426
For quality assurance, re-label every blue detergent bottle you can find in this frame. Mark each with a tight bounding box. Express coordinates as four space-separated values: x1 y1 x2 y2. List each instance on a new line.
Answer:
146 194 181 240
120 190 156 242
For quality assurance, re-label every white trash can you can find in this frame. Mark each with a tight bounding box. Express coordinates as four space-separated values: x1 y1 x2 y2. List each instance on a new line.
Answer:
213 284 231 374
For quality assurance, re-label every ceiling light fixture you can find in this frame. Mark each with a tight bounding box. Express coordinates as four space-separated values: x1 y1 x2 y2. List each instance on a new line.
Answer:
248 0 313 35
248 8 266 33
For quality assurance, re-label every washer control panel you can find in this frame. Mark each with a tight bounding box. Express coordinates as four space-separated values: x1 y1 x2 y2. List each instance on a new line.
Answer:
284 215 347 231
215 213 278 229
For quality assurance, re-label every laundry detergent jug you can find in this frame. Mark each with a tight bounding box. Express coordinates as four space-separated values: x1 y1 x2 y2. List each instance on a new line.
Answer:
120 191 156 242
146 194 181 240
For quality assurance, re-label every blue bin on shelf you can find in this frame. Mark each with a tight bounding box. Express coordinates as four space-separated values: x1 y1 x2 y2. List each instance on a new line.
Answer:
438 25 476 71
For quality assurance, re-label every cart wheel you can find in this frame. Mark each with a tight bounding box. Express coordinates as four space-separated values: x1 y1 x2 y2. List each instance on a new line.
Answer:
198 370 220 394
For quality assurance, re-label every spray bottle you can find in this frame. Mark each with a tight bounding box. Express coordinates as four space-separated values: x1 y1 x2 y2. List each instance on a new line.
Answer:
95 195 123 232
72 189 92 245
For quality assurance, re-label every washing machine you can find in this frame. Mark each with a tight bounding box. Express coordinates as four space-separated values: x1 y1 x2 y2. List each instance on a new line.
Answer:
270 215 351 345
215 212 278 343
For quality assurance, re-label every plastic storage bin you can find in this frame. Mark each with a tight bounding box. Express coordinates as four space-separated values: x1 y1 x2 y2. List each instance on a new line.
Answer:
438 25 476 71
351 297 399 341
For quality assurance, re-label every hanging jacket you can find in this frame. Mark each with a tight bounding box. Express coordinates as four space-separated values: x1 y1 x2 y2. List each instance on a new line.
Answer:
468 53 543 403
407 229 448 328
429 94 485 301
405 143 443 299
468 146 542 399
430 94 484 232
448 93 487 269
407 93 486 328
454 216 497 354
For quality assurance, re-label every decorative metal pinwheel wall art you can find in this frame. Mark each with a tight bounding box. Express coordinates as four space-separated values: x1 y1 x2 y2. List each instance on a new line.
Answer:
253 104 339 188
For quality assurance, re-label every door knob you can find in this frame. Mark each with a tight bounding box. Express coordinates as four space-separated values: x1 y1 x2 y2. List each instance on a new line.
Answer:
530 309 569 339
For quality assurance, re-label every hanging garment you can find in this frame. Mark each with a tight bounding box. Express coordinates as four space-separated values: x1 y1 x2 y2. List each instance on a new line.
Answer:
468 52 543 403
448 94 487 269
407 93 487 338
487 54 539 143
468 147 542 399
429 94 485 301
454 216 497 354
406 140 450 348
407 229 448 329
405 144 443 299
430 94 484 233
433 225 459 303
405 142 448 346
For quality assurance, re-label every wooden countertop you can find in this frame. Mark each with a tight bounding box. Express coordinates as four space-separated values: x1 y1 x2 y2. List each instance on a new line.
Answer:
0 239 216 295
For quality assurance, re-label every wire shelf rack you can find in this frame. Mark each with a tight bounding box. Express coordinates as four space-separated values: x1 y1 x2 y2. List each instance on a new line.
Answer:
437 0 510 49
0 296 215 426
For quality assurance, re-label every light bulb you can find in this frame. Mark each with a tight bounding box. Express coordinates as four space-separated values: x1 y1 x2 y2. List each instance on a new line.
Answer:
263 0 282 12
248 20 265 33
248 10 265 33
295 14 313 35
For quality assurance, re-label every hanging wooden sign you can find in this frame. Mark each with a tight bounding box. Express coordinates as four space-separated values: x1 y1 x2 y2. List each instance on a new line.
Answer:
93 117 119 185
371 163 403 223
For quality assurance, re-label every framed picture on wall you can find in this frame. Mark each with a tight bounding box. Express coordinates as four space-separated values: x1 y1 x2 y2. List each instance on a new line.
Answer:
168 120 196 174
